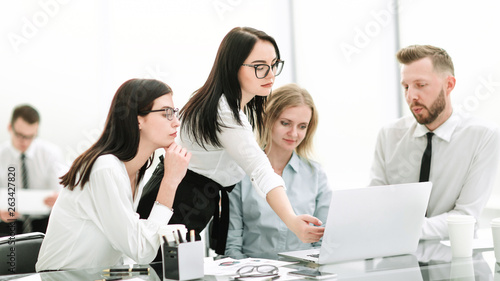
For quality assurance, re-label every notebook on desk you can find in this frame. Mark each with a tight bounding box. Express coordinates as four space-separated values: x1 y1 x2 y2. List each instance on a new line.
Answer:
278 182 432 264
0 187 53 215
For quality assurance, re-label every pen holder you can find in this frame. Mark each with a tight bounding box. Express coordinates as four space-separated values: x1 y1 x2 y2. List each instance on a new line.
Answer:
162 240 204 280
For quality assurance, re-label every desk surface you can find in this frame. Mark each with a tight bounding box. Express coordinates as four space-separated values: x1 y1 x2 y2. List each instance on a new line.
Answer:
1 240 497 281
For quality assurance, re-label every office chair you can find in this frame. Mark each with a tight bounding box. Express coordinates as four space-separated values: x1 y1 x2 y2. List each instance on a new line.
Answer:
0 232 45 275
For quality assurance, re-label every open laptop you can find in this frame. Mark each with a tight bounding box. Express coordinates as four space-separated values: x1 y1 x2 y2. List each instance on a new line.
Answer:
279 182 432 264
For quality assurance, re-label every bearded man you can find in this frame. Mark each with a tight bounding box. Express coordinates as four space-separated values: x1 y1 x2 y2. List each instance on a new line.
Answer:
369 45 500 240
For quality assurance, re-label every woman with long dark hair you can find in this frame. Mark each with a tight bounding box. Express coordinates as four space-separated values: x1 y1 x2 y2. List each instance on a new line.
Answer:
36 79 191 271
138 27 324 255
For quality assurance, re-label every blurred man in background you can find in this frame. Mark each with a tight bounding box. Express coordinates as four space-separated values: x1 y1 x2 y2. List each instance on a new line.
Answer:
0 104 65 237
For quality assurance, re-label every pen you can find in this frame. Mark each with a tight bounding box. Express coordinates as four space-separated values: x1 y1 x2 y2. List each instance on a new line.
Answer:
101 272 149 278
102 272 149 277
102 268 149 273
163 235 169 246
96 276 137 281
177 229 185 243
173 230 180 244
190 229 195 242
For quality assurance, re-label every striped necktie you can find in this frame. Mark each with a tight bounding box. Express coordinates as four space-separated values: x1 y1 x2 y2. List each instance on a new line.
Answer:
21 153 29 189
20 153 32 233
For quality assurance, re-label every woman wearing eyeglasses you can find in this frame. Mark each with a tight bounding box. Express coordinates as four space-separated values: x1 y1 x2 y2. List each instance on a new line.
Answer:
137 27 324 255
36 79 191 271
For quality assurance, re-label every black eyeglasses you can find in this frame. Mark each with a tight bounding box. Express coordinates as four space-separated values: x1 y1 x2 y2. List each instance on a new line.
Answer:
12 127 37 141
242 60 284 79
235 265 279 280
140 107 179 121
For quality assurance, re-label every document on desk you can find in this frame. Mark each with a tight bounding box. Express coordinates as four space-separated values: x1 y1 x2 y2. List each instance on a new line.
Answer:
7 273 42 280
0 188 53 215
10 275 145 281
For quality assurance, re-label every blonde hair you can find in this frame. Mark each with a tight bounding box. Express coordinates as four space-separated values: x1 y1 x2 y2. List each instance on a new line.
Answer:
396 44 455 76
259 83 318 160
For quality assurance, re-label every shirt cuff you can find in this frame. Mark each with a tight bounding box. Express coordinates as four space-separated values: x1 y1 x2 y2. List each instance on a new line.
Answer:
148 201 173 225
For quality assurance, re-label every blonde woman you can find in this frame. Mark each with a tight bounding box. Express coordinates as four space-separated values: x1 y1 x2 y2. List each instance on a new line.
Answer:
225 83 332 255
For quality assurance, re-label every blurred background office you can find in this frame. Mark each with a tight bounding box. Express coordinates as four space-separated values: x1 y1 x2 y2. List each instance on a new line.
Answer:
1 0 499 209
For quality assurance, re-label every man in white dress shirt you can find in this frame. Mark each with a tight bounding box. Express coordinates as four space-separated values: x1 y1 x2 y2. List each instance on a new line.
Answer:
0 104 64 236
369 45 500 239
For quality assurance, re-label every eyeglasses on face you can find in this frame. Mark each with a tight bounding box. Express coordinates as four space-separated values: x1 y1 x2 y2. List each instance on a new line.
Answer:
140 107 179 121
12 127 37 141
242 60 285 79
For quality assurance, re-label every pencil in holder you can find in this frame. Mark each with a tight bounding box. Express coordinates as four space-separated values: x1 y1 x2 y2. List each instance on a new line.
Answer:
162 240 204 280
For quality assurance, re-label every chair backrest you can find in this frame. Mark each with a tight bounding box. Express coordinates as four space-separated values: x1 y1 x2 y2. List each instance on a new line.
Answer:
0 232 45 275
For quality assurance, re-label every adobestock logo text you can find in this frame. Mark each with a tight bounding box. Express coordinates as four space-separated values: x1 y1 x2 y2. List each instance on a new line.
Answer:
8 0 71 53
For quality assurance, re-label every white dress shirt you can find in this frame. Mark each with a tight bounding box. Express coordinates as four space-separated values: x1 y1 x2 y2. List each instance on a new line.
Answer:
370 110 500 239
36 154 173 271
179 94 285 195
0 139 65 190
225 152 332 256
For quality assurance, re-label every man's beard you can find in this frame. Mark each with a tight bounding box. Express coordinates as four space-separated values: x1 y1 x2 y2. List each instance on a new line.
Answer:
411 89 446 125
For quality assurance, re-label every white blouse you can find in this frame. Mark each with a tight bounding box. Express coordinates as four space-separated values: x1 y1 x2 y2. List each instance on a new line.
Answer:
36 154 173 271
179 95 285 196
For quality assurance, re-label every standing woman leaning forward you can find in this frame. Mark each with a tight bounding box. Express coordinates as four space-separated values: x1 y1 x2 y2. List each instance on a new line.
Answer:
36 79 191 271
138 27 324 255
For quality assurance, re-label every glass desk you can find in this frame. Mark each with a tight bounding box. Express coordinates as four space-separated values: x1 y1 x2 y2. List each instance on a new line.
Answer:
0 240 497 281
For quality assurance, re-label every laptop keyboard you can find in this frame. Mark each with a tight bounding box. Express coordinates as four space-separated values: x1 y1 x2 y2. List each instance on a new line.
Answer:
307 254 319 258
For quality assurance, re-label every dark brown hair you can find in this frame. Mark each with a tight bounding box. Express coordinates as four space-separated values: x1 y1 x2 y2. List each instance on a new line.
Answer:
11 104 40 126
181 27 281 148
60 79 172 190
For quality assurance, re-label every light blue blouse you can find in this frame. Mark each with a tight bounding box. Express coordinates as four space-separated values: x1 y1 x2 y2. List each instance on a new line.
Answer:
225 152 332 256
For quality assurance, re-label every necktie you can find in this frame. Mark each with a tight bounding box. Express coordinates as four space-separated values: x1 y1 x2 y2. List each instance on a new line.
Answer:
21 153 29 189
419 132 434 182
20 153 32 233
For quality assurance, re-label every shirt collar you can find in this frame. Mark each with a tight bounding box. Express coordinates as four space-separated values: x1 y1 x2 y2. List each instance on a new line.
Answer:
24 140 37 158
413 111 460 142
286 151 301 174
8 139 37 158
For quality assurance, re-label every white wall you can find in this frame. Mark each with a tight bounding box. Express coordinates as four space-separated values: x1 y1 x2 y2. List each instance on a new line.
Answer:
1 1 499 203
292 0 400 189
0 0 294 166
